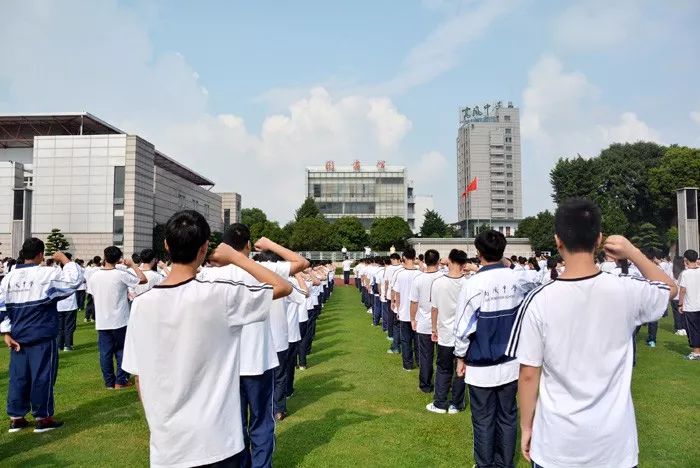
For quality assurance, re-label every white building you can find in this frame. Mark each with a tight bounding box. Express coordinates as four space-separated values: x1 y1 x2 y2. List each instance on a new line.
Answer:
0 113 223 259
218 192 242 229
456 101 523 237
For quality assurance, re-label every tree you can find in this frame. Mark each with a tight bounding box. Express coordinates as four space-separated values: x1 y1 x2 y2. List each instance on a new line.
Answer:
45 228 70 255
475 223 492 235
666 226 679 255
515 211 556 253
420 210 450 238
241 208 268 228
295 198 324 221
600 202 629 236
333 216 369 251
631 222 662 250
550 155 601 205
648 146 700 227
369 217 413 251
207 231 223 258
290 218 333 251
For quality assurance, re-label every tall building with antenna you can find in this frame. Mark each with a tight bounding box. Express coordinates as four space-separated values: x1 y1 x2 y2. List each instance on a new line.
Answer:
456 101 522 237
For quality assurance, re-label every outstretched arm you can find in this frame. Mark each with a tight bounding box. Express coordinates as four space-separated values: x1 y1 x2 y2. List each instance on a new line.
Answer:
254 237 309 275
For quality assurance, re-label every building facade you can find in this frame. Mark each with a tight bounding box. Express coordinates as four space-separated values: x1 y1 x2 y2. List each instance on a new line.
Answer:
0 113 223 259
218 192 242 229
306 161 408 228
456 101 523 236
408 236 533 259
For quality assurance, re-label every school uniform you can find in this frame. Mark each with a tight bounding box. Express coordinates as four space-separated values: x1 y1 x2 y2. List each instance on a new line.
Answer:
385 264 403 350
284 281 307 397
122 276 272 468
373 267 388 331
453 264 540 468
679 268 700 349
342 260 352 285
298 281 315 368
56 263 82 350
429 274 468 411
0 262 83 420
410 270 444 392
392 266 422 370
83 265 98 321
88 268 141 388
131 269 165 297
507 271 670 468
75 264 87 311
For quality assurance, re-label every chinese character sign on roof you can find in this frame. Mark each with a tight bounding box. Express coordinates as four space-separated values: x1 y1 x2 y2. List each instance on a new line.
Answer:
353 160 361 171
325 160 335 172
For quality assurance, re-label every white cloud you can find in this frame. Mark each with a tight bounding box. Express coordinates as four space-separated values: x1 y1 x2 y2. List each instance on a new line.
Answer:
411 151 449 187
599 112 661 144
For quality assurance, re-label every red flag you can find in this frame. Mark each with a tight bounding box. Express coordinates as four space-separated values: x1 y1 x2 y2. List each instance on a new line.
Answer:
461 177 478 198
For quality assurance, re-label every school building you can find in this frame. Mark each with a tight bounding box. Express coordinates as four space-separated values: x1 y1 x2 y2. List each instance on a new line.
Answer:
0 112 226 259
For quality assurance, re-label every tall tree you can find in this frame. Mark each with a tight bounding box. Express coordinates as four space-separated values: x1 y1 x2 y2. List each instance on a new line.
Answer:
333 216 369 251
241 208 268 228
290 218 333 250
550 155 601 205
515 211 556 253
631 222 662 250
45 228 70 255
648 145 700 227
420 210 449 238
600 202 629 236
295 198 323 221
369 217 413 251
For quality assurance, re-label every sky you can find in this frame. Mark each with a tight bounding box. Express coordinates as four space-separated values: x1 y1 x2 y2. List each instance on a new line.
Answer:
1 0 699 223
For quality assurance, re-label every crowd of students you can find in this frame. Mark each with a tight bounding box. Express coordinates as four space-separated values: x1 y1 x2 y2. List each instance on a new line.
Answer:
0 213 336 468
352 198 697 468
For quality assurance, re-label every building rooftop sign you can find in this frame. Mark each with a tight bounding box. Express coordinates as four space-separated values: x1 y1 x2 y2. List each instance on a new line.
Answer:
459 101 515 125
325 160 335 171
353 160 361 171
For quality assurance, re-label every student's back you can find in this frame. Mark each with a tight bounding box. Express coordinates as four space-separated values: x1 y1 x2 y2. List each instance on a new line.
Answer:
88 268 138 330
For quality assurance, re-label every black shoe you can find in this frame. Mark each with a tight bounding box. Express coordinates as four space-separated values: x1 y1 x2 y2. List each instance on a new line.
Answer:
34 417 64 433
8 418 30 433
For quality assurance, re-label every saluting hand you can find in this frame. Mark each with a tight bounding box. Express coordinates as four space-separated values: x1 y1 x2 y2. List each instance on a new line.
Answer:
254 237 275 252
603 235 637 260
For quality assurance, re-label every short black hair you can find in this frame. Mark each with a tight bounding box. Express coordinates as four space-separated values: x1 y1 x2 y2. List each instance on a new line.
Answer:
93 255 102 265
389 253 401 261
403 247 416 260
474 230 507 262
140 248 157 265
223 223 250 251
104 246 123 265
131 253 142 264
64 253 73 260
684 249 699 263
518 256 527 264
418 254 425 261
535 251 542 258
21 238 45 260
165 210 211 264
448 249 468 266
640 247 657 261
257 251 282 262
554 198 601 253
76 259 84 266
424 249 440 266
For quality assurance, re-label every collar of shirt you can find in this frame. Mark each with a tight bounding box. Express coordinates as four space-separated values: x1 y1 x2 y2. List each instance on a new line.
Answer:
16 264 37 269
478 263 505 273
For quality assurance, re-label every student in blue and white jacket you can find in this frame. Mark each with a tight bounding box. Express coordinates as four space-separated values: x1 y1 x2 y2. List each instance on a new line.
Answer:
0 238 83 433
453 230 540 468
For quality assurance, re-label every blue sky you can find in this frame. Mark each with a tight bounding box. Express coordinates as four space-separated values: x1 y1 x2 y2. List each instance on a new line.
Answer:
1 0 699 223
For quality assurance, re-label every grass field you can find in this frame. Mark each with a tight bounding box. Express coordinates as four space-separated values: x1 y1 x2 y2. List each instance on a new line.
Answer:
0 285 698 467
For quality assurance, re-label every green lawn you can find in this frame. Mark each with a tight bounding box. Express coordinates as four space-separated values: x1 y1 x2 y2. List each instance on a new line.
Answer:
0 286 698 467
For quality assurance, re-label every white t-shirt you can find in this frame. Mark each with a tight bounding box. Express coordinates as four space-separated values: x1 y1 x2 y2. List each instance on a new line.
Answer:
77 265 87 291
409 270 444 335
430 275 467 347
392 266 421 322
57 263 83 312
88 269 140 330
284 279 306 343
260 262 291 353
122 277 272 468
132 270 165 297
342 260 352 272
84 266 99 294
385 264 403 297
507 271 670 468
599 261 616 273
679 267 700 311
374 268 387 302
300 280 312 322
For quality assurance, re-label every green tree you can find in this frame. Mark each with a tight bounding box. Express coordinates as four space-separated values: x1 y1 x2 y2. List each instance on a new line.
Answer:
631 223 662 250
241 208 268 228
666 226 679 255
333 216 369 251
45 228 70 255
600 202 629 236
420 210 449 238
475 223 493 235
290 217 333 250
515 211 556 252
550 155 601 205
207 231 223 258
369 217 413 251
648 146 700 227
295 198 324 221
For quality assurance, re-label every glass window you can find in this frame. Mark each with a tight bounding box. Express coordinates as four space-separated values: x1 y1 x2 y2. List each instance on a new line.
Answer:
13 190 23 220
113 166 125 208
504 115 511 122
687 189 697 220
505 128 511 134
313 184 321 197
224 209 231 227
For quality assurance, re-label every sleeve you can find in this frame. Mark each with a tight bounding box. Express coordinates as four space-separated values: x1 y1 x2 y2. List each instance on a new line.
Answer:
409 277 420 302
119 270 141 288
506 298 543 366
429 280 439 309
46 262 85 302
678 272 686 289
224 281 274 328
0 276 9 332
628 277 671 325
274 262 292 279
121 312 139 375
286 281 307 305
516 270 542 294
391 272 401 293
453 283 482 358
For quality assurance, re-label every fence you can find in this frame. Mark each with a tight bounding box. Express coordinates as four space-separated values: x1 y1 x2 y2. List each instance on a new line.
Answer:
297 251 392 262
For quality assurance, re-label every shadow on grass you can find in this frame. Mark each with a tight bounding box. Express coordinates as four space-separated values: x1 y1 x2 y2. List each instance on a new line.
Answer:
0 390 139 460
663 340 690 357
275 409 377 466
307 349 350 367
288 370 355 416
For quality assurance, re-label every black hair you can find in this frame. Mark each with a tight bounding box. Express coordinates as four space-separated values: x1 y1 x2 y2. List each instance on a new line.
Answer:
76 259 84 266
389 253 401 261
21 237 44 260
448 249 468 266
384 257 392 266
223 223 250 251
518 256 527 265
45 259 55 267
131 252 142 264
547 257 559 280
616 258 630 275
474 230 507 262
684 249 699 263
64 252 73 260
165 210 211 264
257 251 283 262
673 255 686 279
93 255 102 265
418 254 425 262
424 249 440 266
528 257 540 272
403 247 416 260
140 248 157 265
104 246 123 265
535 251 542 258
554 198 601 253
596 251 606 263
640 247 657 261
510 255 518 261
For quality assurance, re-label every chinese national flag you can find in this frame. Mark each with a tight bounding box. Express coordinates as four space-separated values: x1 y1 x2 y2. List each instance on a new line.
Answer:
461 177 478 198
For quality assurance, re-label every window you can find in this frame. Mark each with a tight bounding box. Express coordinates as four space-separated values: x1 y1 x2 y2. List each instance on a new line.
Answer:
507 200 513 205
507 190 513 195
177 193 186 208
506 226 512 236
504 115 511 122
224 208 231 227
506 164 512 169
506 155 512 160
507 208 514 214
506 182 513 187
113 166 125 208
505 137 512 143
688 189 698 219
313 184 321 197
505 128 511 134
506 146 512 151
506 172 513 178
13 190 23 220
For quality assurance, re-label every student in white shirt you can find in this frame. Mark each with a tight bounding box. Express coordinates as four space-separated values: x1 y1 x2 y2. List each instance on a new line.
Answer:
426 249 470 414
453 231 541 468
284 274 308 399
122 210 291 468
384 253 403 353
373 258 388 332
199 224 307 467
299 269 320 369
88 246 146 389
409 249 443 393
342 257 352 285
83 255 101 323
130 249 165 298
56 253 82 352
392 248 422 371
75 258 87 313
679 249 700 360
670 256 687 336
508 198 676 468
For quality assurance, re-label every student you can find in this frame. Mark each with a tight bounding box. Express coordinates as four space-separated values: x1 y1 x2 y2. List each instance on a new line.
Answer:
392 248 422 371
671 256 687 336
83 255 101 323
122 210 291 468
75 259 87 312
342 257 352 285
638 247 662 348
507 198 676 468
384 253 403 353
374 258 389 332
131 248 165 297
199 224 306 468
284 273 308 401
56 253 81 352
679 249 700 360
535 251 547 272
298 267 320 370
88 246 147 389
1 238 83 432
598 251 617 273
410 249 443 393
425 249 470 414
453 230 541 467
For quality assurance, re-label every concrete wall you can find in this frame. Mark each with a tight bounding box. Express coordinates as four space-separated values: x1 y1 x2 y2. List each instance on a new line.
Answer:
124 136 155 255
408 237 533 259
0 162 16 257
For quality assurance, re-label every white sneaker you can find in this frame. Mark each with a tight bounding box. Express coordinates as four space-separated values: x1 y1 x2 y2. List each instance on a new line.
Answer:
367 309 373 314
425 403 447 414
685 353 700 361
447 405 460 414
680 329 688 336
